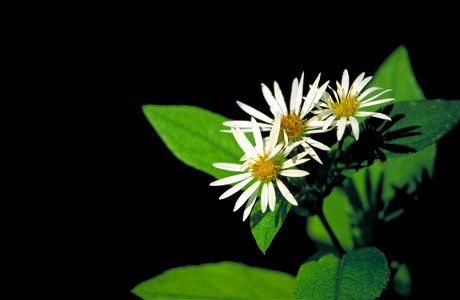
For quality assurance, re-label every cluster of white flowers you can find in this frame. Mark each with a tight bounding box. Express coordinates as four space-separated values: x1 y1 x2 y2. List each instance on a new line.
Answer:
211 70 394 220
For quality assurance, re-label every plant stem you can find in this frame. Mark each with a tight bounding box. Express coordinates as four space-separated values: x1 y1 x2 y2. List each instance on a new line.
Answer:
317 202 345 255
335 137 345 161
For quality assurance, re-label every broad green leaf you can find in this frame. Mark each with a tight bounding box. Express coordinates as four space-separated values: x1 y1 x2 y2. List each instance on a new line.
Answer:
143 105 243 179
145 105 291 250
250 199 291 254
132 261 295 299
295 247 389 300
307 46 438 249
359 45 436 203
385 100 460 157
371 46 424 101
306 189 354 251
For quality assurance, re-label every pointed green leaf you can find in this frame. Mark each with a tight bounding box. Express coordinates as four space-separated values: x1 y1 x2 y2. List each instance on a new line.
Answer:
295 247 389 299
143 105 243 179
145 105 292 251
132 261 295 299
361 45 436 203
250 198 291 254
307 46 459 250
371 46 424 101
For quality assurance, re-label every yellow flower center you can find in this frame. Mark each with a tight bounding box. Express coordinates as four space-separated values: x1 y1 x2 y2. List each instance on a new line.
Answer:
281 113 305 141
251 154 282 182
331 95 360 118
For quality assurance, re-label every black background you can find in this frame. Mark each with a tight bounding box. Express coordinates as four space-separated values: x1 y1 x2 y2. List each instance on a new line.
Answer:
74 13 460 299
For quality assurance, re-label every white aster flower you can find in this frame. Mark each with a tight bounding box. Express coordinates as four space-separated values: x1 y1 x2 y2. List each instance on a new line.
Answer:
210 115 310 221
315 69 395 141
223 73 331 163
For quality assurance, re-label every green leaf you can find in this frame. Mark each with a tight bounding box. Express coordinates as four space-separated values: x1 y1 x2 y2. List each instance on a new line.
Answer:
307 46 460 249
145 105 291 250
250 199 291 254
385 100 460 157
132 261 295 299
306 189 355 251
356 45 436 203
143 105 243 179
371 46 424 101
295 247 389 300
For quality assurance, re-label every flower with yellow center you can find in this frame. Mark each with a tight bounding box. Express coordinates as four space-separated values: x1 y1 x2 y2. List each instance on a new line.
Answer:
314 69 395 141
223 73 331 163
211 115 310 221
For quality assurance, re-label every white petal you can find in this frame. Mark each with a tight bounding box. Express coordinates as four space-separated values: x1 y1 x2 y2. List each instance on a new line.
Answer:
219 177 253 200
223 120 271 129
336 80 343 99
341 69 350 96
359 98 395 108
236 101 273 123
355 76 372 94
304 137 331 151
276 179 298 206
360 89 392 104
301 73 321 117
268 114 281 151
261 182 268 213
317 109 334 120
302 86 329 120
273 81 288 114
357 87 382 101
261 83 282 115
323 115 337 130
313 80 330 103
251 117 263 153
337 116 347 141
213 162 244 172
356 111 392 121
306 128 333 134
295 72 305 115
267 143 284 160
370 112 392 121
241 161 250 171
305 115 324 127
210 172 252 186
354 111 374 117
242 190 258 221
289 77 299 112
280 169 309 177
221 128 266 133
232 127 257 158
282 152 309 168
349 116 360 141
320 90 332 103
283 140 303 156
234 181 261 212
302 144 323 164
331 87 340 103
350 72 365 97
268 181 276 212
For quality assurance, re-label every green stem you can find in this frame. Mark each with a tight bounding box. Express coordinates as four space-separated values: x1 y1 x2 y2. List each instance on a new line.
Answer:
335 137 345 161
317 200 345 255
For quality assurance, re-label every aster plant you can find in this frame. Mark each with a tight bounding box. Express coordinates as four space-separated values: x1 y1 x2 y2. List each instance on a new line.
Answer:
133 46 460 299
